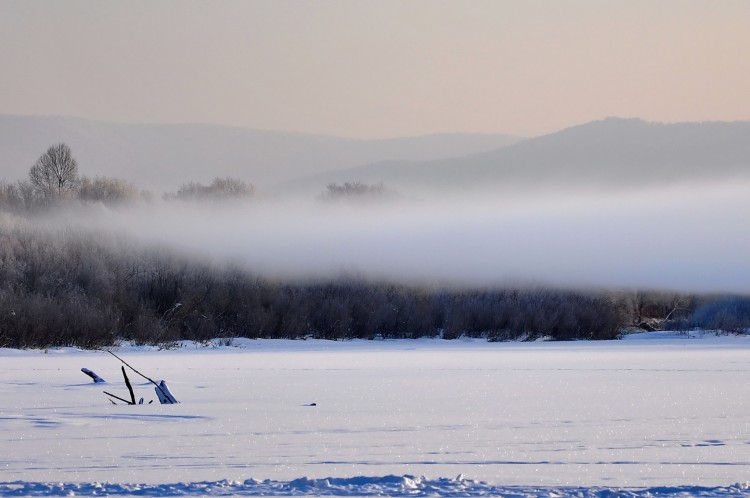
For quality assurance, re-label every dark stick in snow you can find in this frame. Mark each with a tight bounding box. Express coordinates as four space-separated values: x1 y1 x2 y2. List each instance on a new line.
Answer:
122 366 136 405
106 350 178 403
103 391 133 405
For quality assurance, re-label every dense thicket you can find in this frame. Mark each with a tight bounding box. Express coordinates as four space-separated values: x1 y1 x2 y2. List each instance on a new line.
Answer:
0 218 635 349
689 296 750 333
1 215 748 349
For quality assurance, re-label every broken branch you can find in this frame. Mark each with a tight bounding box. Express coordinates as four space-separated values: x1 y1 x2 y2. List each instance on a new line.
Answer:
106 350 178 403
103 391 134 405
122 366 136 405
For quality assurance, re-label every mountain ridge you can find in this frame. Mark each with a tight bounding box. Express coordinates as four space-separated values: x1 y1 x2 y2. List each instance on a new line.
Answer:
0 114 520 192
278 117 750 195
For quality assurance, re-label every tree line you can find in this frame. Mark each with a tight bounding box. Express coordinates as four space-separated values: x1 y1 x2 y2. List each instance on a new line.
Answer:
1 217 747 350
1 143 748 349
0 220 623 349
0 143 255 213
2 143 388 213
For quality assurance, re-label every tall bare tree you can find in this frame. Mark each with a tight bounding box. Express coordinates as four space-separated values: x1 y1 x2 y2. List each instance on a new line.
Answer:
29 143 80 198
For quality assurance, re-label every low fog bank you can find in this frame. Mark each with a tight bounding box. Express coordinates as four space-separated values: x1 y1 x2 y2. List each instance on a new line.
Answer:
41 180 750 294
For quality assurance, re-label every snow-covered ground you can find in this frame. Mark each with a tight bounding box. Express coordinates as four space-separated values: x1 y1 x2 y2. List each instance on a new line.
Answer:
2 332 750 496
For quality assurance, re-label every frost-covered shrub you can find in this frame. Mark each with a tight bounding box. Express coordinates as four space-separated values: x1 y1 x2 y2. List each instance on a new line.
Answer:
165 177 255 202
690 296 750 333
79 176 139 205
0 217 631 349
319 182 397 204
440 289 623 341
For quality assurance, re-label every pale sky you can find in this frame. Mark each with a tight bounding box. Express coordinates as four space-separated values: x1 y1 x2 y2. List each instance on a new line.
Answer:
1 0 748 138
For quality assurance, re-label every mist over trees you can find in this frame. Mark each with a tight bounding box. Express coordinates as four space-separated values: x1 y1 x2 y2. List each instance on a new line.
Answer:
79 176 140 205
0 212 746 350
0 220 627 349
1 142 750 349
165 177 255 202
319 182 396 203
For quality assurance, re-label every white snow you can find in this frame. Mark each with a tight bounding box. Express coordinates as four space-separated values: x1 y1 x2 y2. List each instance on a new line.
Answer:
2 333 750 496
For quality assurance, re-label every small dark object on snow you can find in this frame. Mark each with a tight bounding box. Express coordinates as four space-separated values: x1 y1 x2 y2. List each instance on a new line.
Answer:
81 368 106 383
305 403 317 407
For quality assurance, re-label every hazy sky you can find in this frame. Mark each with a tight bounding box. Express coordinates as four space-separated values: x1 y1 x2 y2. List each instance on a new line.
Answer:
1 0 748 138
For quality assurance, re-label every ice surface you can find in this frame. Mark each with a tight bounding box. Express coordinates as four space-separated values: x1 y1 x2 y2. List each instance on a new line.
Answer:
1 334 750 496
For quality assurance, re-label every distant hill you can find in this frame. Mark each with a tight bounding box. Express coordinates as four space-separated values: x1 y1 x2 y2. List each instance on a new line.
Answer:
0 115 520 192
281 118 750 195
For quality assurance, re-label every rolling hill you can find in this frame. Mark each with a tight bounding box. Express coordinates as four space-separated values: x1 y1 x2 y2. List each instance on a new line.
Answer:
280 117 750 196
0 115 519 192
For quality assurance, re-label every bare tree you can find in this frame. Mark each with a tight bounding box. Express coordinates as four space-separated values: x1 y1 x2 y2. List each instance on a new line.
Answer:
28 143 80 199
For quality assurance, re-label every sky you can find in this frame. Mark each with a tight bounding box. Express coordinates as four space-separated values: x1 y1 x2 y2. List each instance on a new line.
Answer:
1 0 748 138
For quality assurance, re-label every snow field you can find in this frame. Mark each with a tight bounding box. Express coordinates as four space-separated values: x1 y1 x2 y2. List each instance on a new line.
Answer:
1 334 750 495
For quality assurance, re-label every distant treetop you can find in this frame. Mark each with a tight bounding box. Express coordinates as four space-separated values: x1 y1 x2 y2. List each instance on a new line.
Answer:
166 177 255 202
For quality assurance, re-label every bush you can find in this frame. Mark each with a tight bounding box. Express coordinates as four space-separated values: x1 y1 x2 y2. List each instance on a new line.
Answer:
79 176 139 205
165 177 255 202
319 182 395 203
690 296 750 333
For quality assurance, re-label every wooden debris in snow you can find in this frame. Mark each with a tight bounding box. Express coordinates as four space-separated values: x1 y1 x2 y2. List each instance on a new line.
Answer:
155 380 178 404
81 368 106 383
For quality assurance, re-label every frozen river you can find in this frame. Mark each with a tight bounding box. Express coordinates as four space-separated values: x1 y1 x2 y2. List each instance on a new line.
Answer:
2 333 750 496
